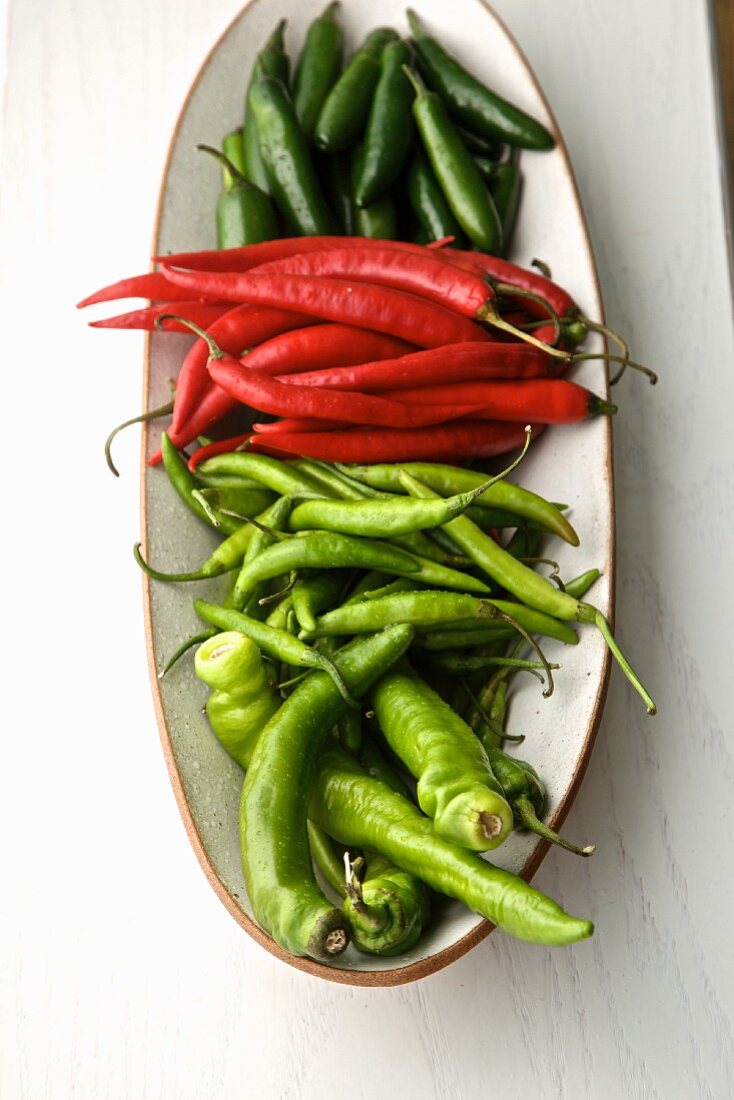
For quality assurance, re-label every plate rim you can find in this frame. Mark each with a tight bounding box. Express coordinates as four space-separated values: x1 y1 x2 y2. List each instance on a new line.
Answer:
140 0 614 986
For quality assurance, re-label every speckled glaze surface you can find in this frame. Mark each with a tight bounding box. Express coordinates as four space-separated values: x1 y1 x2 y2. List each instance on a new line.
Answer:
141 0 612 984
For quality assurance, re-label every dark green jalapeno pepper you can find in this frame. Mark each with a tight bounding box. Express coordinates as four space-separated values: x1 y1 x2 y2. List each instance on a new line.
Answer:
244 21 290 193
310 745 594 946
197 145 279 248
353 39 414 207
292 2 344 143
321 152 354 233
249 75 337 236
405 66 502 253
240 623 414 960
315 27 399 151
406 147 465 245
350 145 399 240
407 10 554 150
456 126 503 159
473 156 522 256
221 129 246 186
371 662 514 852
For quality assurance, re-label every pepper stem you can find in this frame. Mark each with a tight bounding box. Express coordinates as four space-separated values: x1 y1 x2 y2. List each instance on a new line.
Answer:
159 628 216 679
572 351 658 385
133 542 225 584
196 143 251 189
580 604 657 714
459 678 524 743
480 282 569 358
514 796 596 857
104 400 174 477
343 854 382 931
490 608 554 698
154 314 225 360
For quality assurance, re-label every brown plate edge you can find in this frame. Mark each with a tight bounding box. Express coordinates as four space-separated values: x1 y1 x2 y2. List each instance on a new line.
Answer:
139 0 614 988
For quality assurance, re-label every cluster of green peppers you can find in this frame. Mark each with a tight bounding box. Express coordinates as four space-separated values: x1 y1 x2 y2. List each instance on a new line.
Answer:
136 437 630 964
202 6 553 256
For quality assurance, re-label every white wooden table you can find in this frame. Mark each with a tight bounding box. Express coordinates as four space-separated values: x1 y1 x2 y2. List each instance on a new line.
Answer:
2 1 733 1096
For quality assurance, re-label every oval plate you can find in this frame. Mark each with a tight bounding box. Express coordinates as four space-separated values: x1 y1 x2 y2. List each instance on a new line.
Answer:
141 0 613 985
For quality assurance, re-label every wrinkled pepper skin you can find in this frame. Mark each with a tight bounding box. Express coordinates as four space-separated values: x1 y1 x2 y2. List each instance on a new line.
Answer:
194 631 280 769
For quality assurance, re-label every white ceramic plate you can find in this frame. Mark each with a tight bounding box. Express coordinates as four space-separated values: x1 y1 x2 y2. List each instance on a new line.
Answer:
141 0 612 985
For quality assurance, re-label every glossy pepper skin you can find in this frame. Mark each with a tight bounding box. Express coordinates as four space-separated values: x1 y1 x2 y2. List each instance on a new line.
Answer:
407 9 554 150
371 662 514 851
315 27 399 151
292 2 344 143
194 631 280 767
406 66 502 253
249 75 337 236
349 145 399 239
310 745 594 947
243 21 290 193
353 39 415 207
406 148 465 245
197 145 279 249
240 624 415 960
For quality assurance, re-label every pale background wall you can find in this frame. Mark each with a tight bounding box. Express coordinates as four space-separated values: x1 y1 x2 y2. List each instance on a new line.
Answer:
1 1 733 1097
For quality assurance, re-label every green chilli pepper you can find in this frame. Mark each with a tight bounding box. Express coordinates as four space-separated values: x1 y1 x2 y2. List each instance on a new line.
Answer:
292 2 344 143
240 623 414 960
291 570 351 633
407 10 554 150
249 75 337 236
338 461 579 545
310 745 594 947
315 27 399 152
243 21 290 193
405 66 502 253
350 144 399 239
456 126 503 159
406 147 465 245
353 39 414 207
287 471 504 538
193 599 356 707
194 631 280 768
371 663 514 851
159 432 243 537
197 144 279 248
343 851 431 956
231 495 294 611
197 452 325 497
486 747 596 858
564 568 601 600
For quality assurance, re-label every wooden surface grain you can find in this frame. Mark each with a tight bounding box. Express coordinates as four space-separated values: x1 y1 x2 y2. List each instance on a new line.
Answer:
1 0 733 1097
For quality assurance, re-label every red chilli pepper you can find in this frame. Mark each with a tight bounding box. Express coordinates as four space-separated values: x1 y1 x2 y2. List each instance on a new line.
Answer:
249 420 537 462
237 323 415 376
208 357 483 428
281 341 549 392
253 418 344 434
385 378 617 423
89 301 230 332
152 235 471 273
453 250 577 320
160 267 493 349
171 304 315 434
247 246 500 322
188 434 251 470
76 272 223 309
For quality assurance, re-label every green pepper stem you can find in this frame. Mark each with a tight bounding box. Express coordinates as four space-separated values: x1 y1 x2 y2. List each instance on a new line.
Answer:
154 314 226 360
459 678 524 743
104 400 174 477
258 572 297 606
133 541 228 584
191 488 222 527
530 257 553 278
490 607 554 698
576 317 635 385
580 604 657 714
402 64 427 97
317 653 359 709
343 854 381 930
572 351 658 385
196 143 251 189
159 628 216 679
514 796 596 857
480 282 568 357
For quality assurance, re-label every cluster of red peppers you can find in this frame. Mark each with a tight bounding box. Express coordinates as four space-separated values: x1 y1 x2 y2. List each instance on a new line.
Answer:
79 235 653 465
